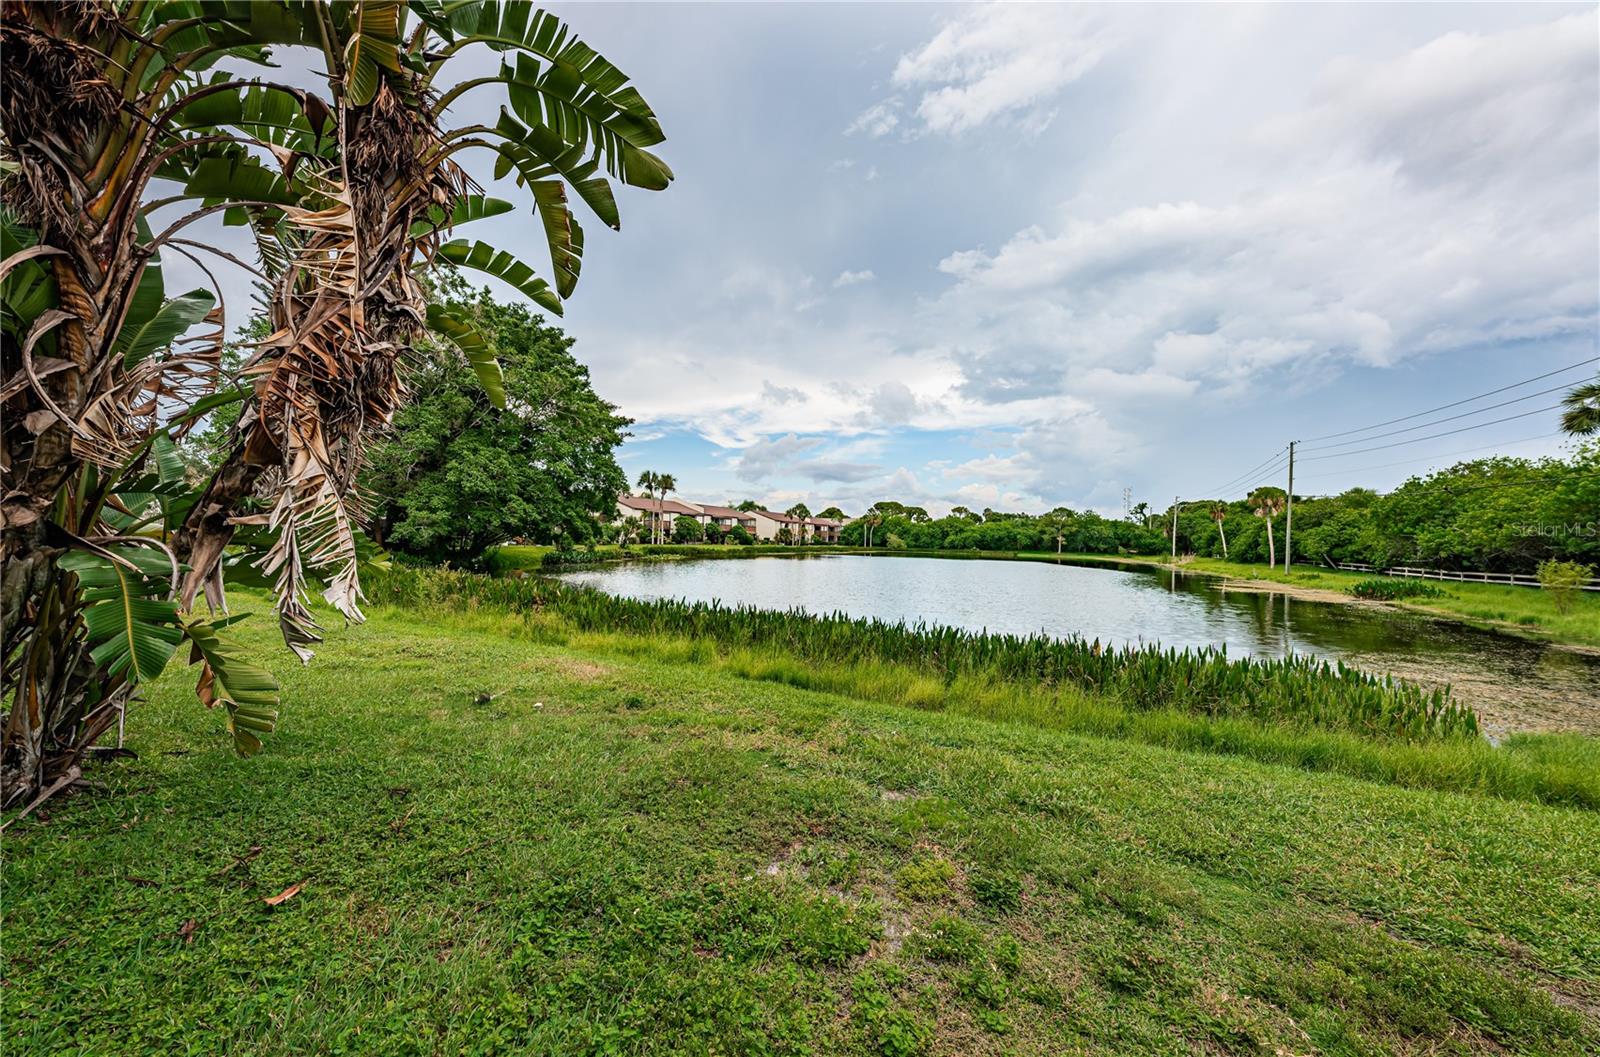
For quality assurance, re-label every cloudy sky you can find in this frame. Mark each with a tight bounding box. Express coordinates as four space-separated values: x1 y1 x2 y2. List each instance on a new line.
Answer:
189 2 1600 517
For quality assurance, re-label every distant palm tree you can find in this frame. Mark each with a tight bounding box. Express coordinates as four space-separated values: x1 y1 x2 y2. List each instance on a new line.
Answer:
636 470 675 543
1210 503 1230 559
1039 512 1067 555
786 503 811 544
1562 380 1600 436
861 507 882 548
1248 488 1287 568
657 473 679 544
635 471 657 543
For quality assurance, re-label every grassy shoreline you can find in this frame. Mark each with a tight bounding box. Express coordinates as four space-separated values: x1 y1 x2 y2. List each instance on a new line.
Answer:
370 567 1597 809
5 597 1598 1054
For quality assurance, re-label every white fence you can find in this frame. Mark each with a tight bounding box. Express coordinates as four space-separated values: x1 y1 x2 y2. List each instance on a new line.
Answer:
1326 561 1600 591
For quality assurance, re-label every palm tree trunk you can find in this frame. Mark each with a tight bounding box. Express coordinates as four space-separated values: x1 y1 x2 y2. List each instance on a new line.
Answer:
1264 517 1276 568
1218 522 1228 559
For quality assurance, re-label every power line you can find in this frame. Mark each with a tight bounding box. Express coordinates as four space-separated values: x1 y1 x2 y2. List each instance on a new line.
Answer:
1198 446 1287 498
1298 381 1575 454
1298 357 1597 444
1294 431 1566 484
1297 403 1565 462
1210 459 1289 503
1229 464 1288 500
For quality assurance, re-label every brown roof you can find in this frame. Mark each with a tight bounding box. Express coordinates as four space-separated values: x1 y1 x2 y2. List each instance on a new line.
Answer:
698 505 755 519
757 510 803 524
806 518 842 527
619 495 702 515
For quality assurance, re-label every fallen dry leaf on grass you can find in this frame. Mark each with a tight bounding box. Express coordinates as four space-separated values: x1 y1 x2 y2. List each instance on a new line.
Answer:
177 919 198 944
263 882 304 907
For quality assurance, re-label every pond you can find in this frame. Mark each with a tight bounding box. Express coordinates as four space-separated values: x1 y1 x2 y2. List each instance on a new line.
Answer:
556 553 1600 738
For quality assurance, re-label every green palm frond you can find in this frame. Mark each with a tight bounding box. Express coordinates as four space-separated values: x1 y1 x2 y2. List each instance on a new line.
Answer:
58 549 184 684
425 303 505 407
1561 380 1600 436
184 617 281 756
437 239 564 315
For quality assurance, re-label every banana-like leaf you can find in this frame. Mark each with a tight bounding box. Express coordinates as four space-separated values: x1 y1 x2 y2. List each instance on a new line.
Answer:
184 616 280 756
346 0 405 107
59 549 184 684
183 155 300 208
168 386 251 430
150 431 188 487
426 303 504 407
0 211 57 334
119 289 216 369
408 194 515 237
116 258 167 351
493 110 618 227
436 239 563 316
500 51 664 155
529 181 583 298
175 78 332 152
446 2 665 159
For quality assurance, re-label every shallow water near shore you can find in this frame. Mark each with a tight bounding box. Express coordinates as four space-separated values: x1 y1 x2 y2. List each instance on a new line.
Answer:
556 553 1600 737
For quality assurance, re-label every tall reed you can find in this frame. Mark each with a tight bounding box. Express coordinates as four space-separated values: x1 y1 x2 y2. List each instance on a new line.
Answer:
368 566 1479 741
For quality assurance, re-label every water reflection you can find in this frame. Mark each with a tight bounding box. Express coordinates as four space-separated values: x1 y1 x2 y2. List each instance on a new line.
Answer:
556 554 1600 736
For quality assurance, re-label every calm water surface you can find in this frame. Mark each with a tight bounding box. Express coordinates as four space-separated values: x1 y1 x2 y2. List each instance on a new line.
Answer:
557 553 1600 736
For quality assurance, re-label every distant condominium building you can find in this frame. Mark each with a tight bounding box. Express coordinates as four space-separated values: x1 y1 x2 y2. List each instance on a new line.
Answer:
612 496 847 543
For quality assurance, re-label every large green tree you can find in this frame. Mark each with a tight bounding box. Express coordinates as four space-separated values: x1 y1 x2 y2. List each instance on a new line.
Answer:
1 0 670 807
365 287 629 565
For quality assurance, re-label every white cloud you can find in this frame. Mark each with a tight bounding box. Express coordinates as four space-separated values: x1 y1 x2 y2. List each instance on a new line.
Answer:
889 4 1111 135
934 10 1598 413
733 433 823 481
761 381 808 405
832 269 876 288
582 7 1595 515
845 100 900 137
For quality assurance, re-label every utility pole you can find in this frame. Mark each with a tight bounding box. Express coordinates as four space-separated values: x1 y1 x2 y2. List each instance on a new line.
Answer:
1284 440 1296 571
1170 495 1179 563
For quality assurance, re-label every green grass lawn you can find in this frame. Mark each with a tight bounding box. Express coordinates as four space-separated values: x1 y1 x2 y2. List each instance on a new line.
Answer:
5 598 1598 1055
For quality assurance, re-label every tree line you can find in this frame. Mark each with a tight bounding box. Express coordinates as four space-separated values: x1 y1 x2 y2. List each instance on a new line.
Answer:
836 503 1169 555
1169 443 1599 573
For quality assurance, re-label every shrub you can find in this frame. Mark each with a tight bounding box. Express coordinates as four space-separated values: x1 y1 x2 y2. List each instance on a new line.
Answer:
1348 578 1445 601
886 533 907 551
895 856 956 901
703 522 723 544
1537 560 1594 613
728 525 755 546
672 517 705 544
971 870 1023 912
540 549 611 569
